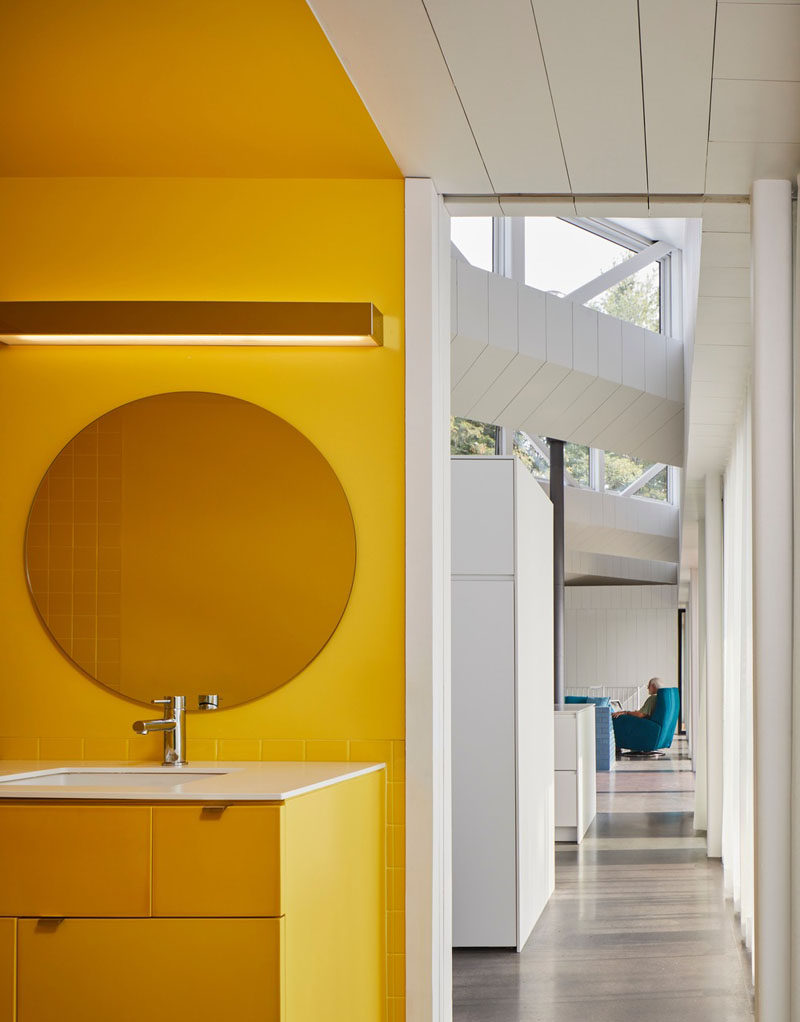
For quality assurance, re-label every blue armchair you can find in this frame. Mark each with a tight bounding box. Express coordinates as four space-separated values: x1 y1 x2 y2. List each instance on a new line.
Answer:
613 687 680 753
564 696 615 771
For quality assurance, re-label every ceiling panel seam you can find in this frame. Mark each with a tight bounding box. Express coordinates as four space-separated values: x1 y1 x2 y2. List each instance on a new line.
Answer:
703 1 721 194
635 0 652 198
418 0 496 190
528 0 574 193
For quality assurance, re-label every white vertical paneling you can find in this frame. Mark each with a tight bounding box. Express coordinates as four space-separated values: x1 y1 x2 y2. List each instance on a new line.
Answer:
451 261 489 385
451 273 518 416
572 305 599 376
545 293 573 368
666 338 684 403
518 286 547 362
565 585 679 690
644 330 667 399
621 323 646 390
597 314 623 384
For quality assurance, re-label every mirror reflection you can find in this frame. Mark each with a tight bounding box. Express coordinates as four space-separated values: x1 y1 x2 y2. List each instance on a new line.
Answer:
25 392 356 709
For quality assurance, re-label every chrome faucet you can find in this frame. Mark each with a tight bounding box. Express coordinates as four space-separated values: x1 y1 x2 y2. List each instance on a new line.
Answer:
132 696 187 766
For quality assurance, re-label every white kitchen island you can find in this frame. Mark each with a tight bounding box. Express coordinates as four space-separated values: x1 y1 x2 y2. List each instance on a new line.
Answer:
554 704 596 843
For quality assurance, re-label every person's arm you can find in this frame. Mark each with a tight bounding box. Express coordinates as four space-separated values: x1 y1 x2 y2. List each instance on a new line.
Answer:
612 709 646 718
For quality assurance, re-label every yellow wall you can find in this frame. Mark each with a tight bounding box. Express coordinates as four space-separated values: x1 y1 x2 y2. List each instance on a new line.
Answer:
1 0 399 178
0 176 406 1017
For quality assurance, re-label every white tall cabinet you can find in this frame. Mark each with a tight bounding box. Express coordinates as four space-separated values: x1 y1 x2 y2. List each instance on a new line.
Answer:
451 456 555 951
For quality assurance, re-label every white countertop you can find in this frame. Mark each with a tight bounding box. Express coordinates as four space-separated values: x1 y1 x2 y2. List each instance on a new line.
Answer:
0 761 385 801
554 704 595 716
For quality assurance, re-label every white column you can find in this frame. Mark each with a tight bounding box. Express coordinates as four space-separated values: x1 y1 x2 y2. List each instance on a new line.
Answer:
751 178 793 1022
405 178 452 1022
693 527 708 832
704 473 723 858
689 565 700 765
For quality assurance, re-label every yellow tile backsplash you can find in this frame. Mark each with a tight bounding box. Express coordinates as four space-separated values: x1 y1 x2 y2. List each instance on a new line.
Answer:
305 739 350 761
83 738 130 760
261 739 305 761
217 738 262 761
38 737 85 761
0 737 39 760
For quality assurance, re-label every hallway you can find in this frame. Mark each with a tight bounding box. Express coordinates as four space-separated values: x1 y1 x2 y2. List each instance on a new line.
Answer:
453 741 754 1021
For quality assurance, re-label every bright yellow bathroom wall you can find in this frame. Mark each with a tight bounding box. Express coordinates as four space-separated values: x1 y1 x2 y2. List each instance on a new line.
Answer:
0 175 406 1017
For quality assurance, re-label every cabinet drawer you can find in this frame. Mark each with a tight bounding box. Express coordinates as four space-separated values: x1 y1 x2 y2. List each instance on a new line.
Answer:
0 806 150 917
18 917 283 1022
0 919 14 1022
153 805 283 916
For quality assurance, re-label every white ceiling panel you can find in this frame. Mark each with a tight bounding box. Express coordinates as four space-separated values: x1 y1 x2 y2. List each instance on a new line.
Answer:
698 266 751 297
423 0 570 192
710 80 800 143
307 0 491 192
714 3 800 82
706 141 800 193
639 0 716 193
532 0 647 192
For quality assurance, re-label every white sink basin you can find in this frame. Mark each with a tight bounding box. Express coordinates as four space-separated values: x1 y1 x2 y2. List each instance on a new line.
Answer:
0 769 228 789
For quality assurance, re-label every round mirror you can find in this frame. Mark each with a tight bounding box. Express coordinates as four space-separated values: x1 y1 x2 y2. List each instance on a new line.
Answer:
24 392 356 708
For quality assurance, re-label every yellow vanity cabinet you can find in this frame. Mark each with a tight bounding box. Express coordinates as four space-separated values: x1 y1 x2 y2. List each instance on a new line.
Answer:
0 804 151 917
152 804 283 916
0 766 386 1022
0 920 14 1022
17 917 284 1022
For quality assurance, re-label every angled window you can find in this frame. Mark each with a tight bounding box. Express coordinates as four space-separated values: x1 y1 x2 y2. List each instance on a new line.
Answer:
451 416 500 456
636 466 669 501
564 443 590 487
524 218 634 296
587 260 660 332
513 431 550 477
513 433 591 488
450 217 493 272
604 451 669 501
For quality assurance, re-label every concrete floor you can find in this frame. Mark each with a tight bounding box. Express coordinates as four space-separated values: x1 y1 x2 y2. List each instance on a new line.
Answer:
453 737 755 1021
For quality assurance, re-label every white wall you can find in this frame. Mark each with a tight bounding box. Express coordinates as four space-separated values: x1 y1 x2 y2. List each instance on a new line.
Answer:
405 179 452 1022
565 585 679 689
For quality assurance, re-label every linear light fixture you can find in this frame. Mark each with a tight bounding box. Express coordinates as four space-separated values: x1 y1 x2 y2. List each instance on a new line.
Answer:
0 301 383 347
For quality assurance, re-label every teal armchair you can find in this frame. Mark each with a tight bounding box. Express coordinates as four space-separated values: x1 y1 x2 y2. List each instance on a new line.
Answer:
613 687 680 753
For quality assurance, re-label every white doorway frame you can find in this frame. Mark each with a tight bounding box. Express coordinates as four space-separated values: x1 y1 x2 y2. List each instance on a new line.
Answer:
405 178 453 1022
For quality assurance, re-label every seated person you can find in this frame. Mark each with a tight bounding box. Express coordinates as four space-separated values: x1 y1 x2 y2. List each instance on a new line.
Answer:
612 678 661 720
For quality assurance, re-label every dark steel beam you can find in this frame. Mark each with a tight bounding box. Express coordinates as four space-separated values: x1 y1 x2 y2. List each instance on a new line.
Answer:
548 438 565 707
